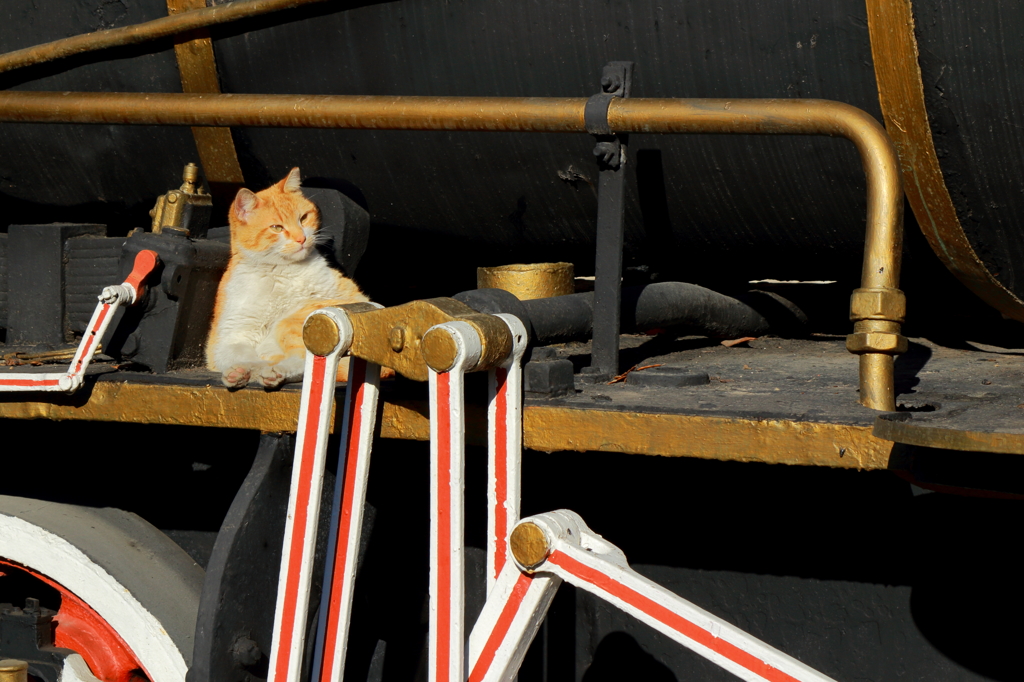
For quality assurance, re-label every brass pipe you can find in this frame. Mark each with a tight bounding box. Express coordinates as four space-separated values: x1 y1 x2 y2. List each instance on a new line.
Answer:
0 91 904 409
0 92 587 132
0 0 333 75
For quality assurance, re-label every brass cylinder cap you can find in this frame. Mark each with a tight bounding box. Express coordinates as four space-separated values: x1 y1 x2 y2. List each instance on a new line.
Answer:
0 660 28 682
509 522 551 570
422 327 459 372
477 262 574 300
303 314 341 356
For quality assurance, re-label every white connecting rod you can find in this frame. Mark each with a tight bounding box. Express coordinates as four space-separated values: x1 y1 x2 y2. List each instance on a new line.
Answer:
310 355 382 682
0 249 158 393
510 510 839 682
268 307 353 682
486 314 528 595
466 560 560 682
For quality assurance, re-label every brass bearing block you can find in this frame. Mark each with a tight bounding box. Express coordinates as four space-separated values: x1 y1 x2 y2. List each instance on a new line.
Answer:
849 287 906 323
347 298 512 381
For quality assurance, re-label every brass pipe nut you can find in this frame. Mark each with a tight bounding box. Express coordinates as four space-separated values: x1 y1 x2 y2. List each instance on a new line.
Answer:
846 331 908 355
850 287 906 322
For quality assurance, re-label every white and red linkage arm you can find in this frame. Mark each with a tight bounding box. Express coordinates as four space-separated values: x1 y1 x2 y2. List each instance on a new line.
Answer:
267 305 382 682
464 317 839 682
0 249 159 393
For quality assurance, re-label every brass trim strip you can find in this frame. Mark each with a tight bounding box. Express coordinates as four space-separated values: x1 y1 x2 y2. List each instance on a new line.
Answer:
0 0 333 75
167 0 245 186
0 382 893 469
874 415 1024 455
865 0 1024 321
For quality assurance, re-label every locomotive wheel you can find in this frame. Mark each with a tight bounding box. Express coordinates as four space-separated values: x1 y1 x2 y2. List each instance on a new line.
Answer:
0 495 204 682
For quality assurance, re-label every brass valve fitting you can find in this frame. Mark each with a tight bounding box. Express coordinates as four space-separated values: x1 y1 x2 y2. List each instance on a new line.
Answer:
846 288 908 356
849 287 906 323
149 162 213 237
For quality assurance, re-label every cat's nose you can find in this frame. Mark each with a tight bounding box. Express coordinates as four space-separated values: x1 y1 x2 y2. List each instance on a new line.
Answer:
294 234 306 245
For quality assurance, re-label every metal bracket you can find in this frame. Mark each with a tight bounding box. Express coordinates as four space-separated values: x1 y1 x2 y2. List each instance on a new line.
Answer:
585 61 634 381
343 298 512 381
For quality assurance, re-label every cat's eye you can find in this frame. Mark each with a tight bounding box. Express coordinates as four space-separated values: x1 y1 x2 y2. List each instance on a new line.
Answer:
269 224 284 232
299 212 313 225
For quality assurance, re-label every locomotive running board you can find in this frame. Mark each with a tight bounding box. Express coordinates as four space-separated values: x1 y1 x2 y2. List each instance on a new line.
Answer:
0 250 158 394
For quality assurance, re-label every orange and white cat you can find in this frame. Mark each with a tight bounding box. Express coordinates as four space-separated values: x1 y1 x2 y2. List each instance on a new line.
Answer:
207 168 369 388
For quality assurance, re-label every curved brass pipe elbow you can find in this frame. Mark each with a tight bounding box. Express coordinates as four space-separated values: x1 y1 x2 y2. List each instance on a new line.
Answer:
607 98 906 410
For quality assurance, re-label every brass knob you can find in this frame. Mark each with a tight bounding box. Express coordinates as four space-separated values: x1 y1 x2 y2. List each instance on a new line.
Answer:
0 660 28 682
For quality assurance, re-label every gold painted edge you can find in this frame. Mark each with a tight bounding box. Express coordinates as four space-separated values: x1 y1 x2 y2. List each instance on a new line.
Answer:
865 0 1024 321
0 382 892 469
873 416 1024 455
524 406 893 470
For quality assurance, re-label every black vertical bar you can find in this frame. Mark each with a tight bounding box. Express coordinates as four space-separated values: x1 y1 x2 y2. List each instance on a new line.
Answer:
590 156 627 377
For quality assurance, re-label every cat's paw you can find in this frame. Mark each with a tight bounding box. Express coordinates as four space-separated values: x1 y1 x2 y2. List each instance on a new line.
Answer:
222 366 252 388
255 365 287 389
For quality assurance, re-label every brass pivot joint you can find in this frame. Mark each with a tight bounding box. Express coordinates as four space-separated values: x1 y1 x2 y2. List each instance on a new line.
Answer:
846 287 908 411
509 521 551 571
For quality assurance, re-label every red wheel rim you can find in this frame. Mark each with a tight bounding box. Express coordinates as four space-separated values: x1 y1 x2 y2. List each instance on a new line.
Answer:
1 559 149 682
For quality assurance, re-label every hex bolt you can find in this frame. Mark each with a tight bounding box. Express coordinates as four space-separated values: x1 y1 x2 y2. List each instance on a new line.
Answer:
600 73 621 94
593 141 620 168
231 636 263 667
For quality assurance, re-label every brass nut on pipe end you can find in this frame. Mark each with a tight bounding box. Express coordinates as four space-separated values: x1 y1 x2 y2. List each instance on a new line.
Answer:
0 660 28 682
510 522 551 570
303 314 341 357
850 288 906 323
846 332 908 355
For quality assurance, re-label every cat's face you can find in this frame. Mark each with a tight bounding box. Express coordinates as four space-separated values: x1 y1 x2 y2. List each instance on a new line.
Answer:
230 167 320 264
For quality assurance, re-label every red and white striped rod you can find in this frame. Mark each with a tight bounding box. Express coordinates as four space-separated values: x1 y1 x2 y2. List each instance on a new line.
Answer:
512 511 839 682
311 356 382 682
466 561 559 682
428 321 483 682
268 308 353 682
0 249 158 393
486 314 528 595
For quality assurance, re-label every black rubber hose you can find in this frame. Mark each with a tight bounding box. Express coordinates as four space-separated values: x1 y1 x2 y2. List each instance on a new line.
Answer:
455 281 771 345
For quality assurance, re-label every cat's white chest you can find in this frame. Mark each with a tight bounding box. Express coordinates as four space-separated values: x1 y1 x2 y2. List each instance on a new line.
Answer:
223 257 341 322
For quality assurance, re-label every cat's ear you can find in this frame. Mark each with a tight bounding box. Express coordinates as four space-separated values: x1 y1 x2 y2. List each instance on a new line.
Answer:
282 167 302 193
232 188 259 222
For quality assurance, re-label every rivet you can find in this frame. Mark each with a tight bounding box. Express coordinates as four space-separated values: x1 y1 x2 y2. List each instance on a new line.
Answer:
389 326 406 352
